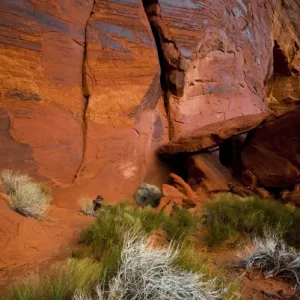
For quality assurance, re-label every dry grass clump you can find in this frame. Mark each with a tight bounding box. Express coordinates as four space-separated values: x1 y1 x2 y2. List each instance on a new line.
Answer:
73 234 228 300
78 196 95 216
238 232 300 295
0 169 52 219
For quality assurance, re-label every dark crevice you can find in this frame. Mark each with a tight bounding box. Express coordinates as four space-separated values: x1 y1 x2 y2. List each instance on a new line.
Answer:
142 0 186 139
73 1 95 183
273 40 290 76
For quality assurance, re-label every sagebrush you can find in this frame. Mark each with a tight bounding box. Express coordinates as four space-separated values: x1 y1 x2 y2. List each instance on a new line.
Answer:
73 234 234 300
238 232 300 294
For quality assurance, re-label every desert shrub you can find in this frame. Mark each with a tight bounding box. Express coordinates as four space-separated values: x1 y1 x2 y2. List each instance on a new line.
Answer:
75 234 227 300
134 183 162 207
0 169 52 219
78 196 95 216
238 232 300 294
204 193 300 248
5 258 102 300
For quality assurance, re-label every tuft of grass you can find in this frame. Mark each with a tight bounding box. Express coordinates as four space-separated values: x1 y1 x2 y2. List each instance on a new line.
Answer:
5 258 102 300
204 193 300 248
0 170 52 219
78 196 95 216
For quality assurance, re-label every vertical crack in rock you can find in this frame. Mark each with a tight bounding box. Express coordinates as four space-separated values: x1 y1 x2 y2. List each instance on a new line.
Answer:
73 0 95 183
141 0 186 131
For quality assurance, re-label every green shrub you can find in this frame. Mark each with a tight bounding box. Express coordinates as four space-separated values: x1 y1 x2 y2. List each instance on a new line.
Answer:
204 193 300 248
79 203 198 279
0 170 52 219
5 258 101 300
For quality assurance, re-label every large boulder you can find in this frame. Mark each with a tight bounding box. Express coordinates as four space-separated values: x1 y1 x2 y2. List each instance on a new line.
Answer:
242 106 300 188
134 183 162 207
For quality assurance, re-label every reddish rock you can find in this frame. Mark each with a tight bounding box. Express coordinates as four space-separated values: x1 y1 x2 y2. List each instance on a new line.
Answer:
242 106 300 188
159 113 268 155
187 153 234 194
282 184 300 207
143 0 299 140
162 184 195 208
0 0 169 205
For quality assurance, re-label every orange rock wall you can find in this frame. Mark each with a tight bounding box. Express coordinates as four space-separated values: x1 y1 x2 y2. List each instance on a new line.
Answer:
0 0 169 205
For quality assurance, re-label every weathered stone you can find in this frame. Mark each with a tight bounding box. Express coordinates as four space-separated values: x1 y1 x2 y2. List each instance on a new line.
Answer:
187 153 234 194
143 0 299 141
0 0 169 204
135 183 162 207
159 113 267 155
242 106 300 188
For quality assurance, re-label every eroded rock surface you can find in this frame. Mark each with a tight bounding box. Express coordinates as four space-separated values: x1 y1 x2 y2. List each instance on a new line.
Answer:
0 0 169 204
159 113 267 155
143 0 299 140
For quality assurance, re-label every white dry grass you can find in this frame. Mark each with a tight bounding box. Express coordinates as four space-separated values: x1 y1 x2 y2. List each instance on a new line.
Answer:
0 169 52 219
237 232 300 294
73 233 226 300
0 169 31 194
78 196 95 216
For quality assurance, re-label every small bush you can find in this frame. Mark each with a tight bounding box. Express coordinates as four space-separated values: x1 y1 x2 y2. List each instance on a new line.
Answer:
0 170 52 219
204 193 300 248
5 258 102 300
78 196 95 216
238 232 300 294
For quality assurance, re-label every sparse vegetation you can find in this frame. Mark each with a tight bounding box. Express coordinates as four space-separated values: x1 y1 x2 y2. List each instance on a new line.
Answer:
78 203 198 278
5 258 102 300
238 232 300 295
3 200 242 300
0 169 52 219
78 195 95 216
204 193 300 248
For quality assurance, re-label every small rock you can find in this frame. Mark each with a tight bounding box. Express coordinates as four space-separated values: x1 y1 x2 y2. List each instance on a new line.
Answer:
134 183 162 207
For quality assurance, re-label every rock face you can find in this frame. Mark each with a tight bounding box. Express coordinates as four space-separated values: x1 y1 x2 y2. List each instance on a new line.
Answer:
143 0 299 139
0 0 169 205
242 106 300 188
0 0 299 204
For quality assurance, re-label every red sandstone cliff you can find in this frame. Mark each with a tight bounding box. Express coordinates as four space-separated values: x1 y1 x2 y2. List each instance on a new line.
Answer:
0 0 299 204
